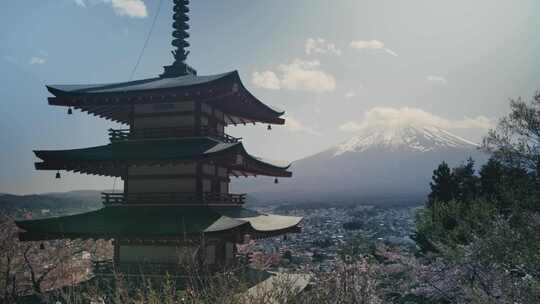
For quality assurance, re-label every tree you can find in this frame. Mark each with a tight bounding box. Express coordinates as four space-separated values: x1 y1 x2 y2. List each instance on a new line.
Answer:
483 92 540 175
0 215 112 303
0 214 24 303
414 91 540 303
483 92 540 211
452 158 479 203
428 162 455 205
479 158 504 199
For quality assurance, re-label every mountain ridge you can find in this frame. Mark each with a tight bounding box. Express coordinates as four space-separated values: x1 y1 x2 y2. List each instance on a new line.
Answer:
233 124 487 205
333 125 478 156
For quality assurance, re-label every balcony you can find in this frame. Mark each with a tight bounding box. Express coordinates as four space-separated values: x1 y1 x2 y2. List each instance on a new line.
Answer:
108 127 241 143
102 192 246 207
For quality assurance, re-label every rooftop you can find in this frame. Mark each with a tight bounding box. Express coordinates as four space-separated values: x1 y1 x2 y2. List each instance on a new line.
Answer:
34 137 292 178
16 206 303 241
47 71 285 125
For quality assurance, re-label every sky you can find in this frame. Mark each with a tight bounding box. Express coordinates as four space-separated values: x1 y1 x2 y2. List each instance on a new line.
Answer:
0 0 539 194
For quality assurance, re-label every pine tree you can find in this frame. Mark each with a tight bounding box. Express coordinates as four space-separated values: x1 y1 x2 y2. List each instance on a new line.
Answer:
453 158 479 202
428 161 455 205
479 158 504 200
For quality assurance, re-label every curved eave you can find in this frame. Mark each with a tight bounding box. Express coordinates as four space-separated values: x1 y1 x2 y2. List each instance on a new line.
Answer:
15 208 245 242
33 138 292 178
15 207 303 242
233 71 285 117
46 71 285 125
234 144 292 178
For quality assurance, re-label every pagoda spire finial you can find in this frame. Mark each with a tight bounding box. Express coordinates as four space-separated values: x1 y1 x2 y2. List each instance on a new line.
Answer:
172 0 190 63
161 0 197 78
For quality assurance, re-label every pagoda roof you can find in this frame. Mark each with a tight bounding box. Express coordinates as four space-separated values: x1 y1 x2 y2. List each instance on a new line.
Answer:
34 137 292 178
48 73 231 94
46 71 285 125
15 207 302 241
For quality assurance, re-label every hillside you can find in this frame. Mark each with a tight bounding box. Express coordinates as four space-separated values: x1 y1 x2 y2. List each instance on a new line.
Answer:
0 190 103 217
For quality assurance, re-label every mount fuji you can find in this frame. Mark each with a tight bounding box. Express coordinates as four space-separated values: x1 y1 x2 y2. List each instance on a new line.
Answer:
234 124 487 205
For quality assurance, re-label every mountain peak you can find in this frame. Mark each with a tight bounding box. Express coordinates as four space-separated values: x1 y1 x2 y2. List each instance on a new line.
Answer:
334 124 478 156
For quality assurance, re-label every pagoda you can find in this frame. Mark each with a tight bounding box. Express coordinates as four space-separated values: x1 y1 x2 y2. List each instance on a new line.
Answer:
16 0 301 276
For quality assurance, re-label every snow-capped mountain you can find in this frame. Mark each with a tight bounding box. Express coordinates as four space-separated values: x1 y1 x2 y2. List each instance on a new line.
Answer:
334 125 478 155
234 124 487 205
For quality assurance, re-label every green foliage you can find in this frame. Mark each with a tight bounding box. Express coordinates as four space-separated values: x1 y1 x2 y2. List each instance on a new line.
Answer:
415 199 496 251
478 158 504 200
452 158 479 203
428 159 481 207
428 162 455 205
483 92 540 174
414 92 540 302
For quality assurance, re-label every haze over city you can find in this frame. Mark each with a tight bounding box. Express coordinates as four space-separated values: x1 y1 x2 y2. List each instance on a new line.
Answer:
1 0 539 194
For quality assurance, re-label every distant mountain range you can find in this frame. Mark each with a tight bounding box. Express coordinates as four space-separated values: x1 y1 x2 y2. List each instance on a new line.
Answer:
0 191 103 216
233 124 488 205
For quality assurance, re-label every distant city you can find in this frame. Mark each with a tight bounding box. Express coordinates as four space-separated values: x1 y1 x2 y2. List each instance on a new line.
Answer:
255 204 417 271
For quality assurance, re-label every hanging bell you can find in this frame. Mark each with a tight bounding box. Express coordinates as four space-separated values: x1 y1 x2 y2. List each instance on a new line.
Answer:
267 125 272 131
55 171 61 179
274 178 279 184
67 107 73 115
40 243 45 250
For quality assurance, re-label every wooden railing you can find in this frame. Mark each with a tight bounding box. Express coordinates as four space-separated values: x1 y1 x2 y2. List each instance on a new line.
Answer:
108 127 241 143
102 192 246 206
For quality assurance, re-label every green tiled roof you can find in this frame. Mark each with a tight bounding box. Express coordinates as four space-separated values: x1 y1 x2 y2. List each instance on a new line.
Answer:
46 71 285 125
15 207 302 241
35 137 236 163
47 73 234 95
34 137 292 177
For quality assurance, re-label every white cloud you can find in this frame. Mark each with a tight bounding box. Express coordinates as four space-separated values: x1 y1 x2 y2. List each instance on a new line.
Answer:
305 38 342 56
108 0 147 17
339 121 364 132
75 0 148 18
350 40 385 49
384 48 399 57
350 40 398 57
284 116 322 136
73 0 86 7
345 90 357 99
339 107 493 132
279 60 336 92
29 57 46 65
252 59 336 93
252 71 280 90
427 75 448 85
